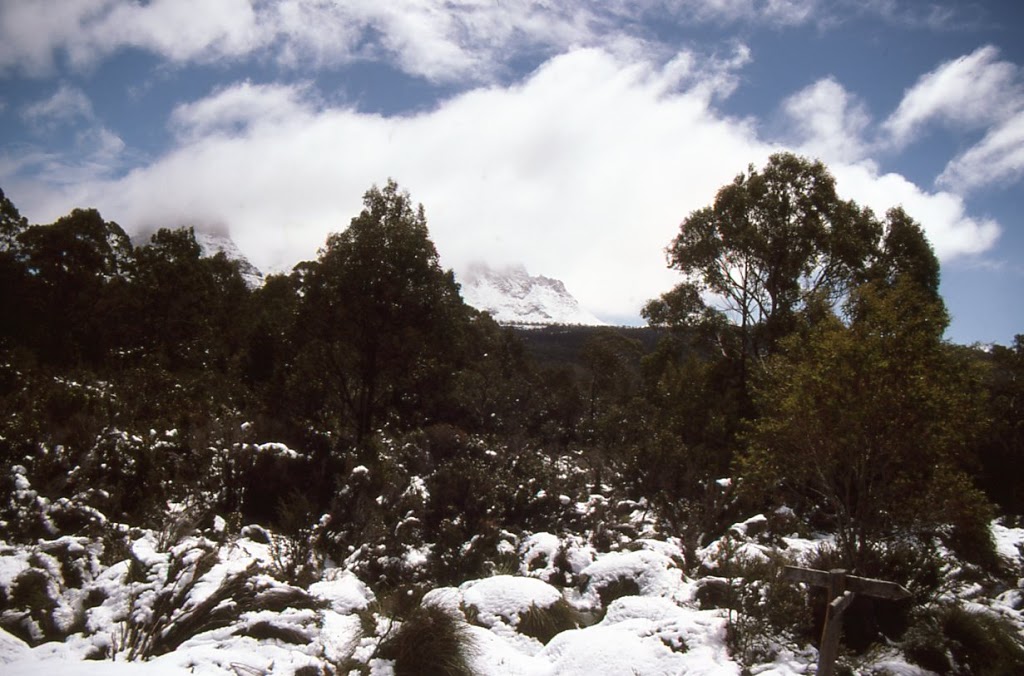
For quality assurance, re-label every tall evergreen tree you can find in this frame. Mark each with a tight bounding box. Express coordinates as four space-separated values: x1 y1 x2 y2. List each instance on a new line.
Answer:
130 227 250 371
297 180 470 447
15 208 132 364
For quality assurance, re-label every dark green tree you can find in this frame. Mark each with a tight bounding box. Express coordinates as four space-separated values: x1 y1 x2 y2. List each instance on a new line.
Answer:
297 180 471 446
872 207 941 297
580 330 643 433
0 189 30 349
14 208 133 364
741 279 992 568
0 188 28 250
646 153 879 367
976 335 1024 515
130 227 250 371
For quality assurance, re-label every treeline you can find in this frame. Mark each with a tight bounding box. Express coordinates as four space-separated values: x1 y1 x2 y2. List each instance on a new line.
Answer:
0 157 1021 583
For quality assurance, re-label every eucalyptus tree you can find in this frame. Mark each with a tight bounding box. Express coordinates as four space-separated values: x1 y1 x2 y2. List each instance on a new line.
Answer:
645 153 879 367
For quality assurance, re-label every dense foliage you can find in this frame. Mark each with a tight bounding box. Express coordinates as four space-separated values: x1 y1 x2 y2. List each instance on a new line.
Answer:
1 159 1021 672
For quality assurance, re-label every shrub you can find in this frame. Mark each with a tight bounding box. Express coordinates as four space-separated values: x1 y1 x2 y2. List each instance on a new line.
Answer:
593 576 641 607
0 540 103 645
709 547 812 667
903 604 1024 675
4 567 59 643
377 603 476 676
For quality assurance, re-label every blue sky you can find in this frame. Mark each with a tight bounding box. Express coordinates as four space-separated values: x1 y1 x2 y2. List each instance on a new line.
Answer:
1 1 1021 345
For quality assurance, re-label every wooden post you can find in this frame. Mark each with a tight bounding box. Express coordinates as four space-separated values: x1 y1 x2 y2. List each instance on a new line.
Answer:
781 566 910 676
817 570 849 676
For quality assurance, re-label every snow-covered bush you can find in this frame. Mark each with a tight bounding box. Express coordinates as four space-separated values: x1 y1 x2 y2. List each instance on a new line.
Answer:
0 536 105 645
577 542 688 611
697 532 812 667
318 430 592 592
111 533 261 660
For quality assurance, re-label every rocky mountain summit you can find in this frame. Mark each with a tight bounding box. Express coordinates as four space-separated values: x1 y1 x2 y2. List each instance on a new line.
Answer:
458 262 606 327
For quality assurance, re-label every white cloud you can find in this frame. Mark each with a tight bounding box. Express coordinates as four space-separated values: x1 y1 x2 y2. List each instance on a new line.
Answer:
8 84 126 191
850 0 961 30
0 0 263 74
938 111 1024 192
878 45 1024 193
77 126 125 161
0 0 813 84
15 48 769 320
676 0 818 26
169 81 318 141
0 1 595 81
829 162 1000 260
883 45 1021 146
11 47 1000 324
83 0 263 66
0 0 113 75
2 124 125 190
22 83 94 128
781 77 872 163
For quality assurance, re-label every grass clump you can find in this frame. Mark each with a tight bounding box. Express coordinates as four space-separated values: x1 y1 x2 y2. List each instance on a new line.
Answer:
517 598 581 644
378 603 477 676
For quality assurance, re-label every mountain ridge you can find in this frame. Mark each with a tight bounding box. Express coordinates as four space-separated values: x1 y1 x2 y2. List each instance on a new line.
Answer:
457 262 606 327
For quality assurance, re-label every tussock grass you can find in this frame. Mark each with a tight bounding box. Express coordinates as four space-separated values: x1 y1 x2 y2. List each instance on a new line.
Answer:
516 598 581 644
379 603 477 676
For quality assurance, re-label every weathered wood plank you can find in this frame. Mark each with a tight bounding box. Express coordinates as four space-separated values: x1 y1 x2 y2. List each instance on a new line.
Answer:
783 565 911 676
830 590 855 613
818 576 851 676
782 565 830 586
782 566 911 600
845 575 911 600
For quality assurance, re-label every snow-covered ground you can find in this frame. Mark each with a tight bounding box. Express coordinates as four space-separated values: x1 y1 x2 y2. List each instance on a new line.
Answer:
4 515 1021 675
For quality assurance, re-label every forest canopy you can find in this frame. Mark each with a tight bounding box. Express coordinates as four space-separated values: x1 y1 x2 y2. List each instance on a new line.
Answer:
0 158 1021 673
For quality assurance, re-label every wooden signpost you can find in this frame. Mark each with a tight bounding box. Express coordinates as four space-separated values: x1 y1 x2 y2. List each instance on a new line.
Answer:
782 566 911 676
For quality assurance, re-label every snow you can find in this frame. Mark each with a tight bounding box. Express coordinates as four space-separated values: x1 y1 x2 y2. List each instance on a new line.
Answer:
0 628 30 664
3 515 1023 675
577 547 689 608
308 570 373 614
193 230 265 289
461 575 564 628
253 442 300 459
458 262 606 326
538 594 738 676
543 624 689 675
991 520 1024 563
519 532 562 580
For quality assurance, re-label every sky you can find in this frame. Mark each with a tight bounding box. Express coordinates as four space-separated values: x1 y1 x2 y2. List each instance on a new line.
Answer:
0 1 1022 345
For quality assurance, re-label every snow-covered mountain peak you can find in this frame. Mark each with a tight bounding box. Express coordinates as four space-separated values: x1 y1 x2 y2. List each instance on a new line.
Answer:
192 229 265 289
132 225 265 289
458 262 606 327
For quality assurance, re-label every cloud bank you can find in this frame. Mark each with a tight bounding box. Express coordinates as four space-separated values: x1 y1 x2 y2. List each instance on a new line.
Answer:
1 2 1018 325
8 44 1005 323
